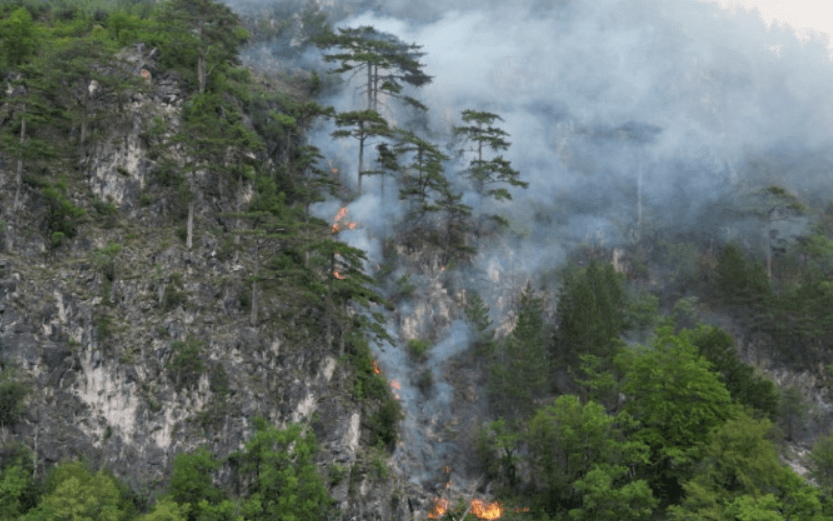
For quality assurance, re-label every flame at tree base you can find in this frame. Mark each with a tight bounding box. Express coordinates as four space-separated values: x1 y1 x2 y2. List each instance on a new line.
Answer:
427 498 449 519
427 498 504 520
470 499 503 519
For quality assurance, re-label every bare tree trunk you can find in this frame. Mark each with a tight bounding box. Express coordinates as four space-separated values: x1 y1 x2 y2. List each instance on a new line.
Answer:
637 155 643 227
14 104 26 211
198 52 207 94
326 254 334 349
357 125 365 194
339 300 347 357
32 412 38 480
251 239 259 326
236 169 242 246
80 86 89 160
367 61 373 110
187 200 194 250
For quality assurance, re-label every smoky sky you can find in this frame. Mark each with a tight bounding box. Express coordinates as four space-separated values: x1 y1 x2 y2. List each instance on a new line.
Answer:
230 0 833 278
222 0 833 490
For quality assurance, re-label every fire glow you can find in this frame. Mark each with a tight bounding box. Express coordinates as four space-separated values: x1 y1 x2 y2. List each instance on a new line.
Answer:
427 498 449 519
391 380 401 390
372 360 380 374
333 270 347 280
470 499 503 520
331 207 356 234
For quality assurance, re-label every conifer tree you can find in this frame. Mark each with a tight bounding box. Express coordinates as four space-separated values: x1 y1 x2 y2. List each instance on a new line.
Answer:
157 0 248 95
453 109 528 225
437 183 476 265
490 282 548 420
394 129 450 222
465 291 497 362
331 109 391 194
554 261 628 368
237 417 332 521
314 25 431 113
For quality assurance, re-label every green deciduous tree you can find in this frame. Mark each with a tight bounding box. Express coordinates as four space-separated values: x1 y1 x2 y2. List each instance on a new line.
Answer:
169 446 223 521
237 417 332 521
669 411 824 521
136 497 191 521
22 461 127 521
616 327 733 505
809 433 833 494
527 395 654 518
688 325 779 421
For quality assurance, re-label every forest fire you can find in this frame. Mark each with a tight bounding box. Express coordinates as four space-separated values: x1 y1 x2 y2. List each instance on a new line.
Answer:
331 207 357 233
427 498 449 519
333 270 346 280
426 497 505 519
391 380 401 390
470 499 503 519
372 360 380 374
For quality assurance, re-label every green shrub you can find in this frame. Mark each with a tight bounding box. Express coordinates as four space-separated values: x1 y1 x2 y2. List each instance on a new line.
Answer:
163 272 188 311
169 340 205 391
41 175 86 248
94 241 122 281
406 338 430 362
368 448 388 481
329 463 346 486
366 396 402 449
0 370 28 427
95 312 114 343
417 368 433 395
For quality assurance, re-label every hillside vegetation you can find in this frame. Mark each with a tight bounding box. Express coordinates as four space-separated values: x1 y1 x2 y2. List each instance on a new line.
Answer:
1 0 833 520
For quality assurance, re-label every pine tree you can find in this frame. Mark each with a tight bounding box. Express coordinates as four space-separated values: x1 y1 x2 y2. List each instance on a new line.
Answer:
453 109 528 225
331 109 391 195
314 25 431 113
157 0 248 95
554 261 628 367
490 282 548 420
394 129 450 223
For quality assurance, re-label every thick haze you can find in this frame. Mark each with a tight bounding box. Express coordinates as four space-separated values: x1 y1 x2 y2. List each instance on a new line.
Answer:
270 0 833 277
231 0 833 492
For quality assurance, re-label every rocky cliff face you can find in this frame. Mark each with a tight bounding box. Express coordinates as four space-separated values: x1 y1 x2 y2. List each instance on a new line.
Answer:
0 43 422 520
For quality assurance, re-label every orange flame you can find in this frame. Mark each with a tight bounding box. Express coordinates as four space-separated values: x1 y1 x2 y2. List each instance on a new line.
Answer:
332 167 338 173
514 507 530 513
471 499 503 520
391 380 401 390
140 69 150 79
427 498 449 519
441 266 445 271
333 270 346 280
372 360 380 374
331 207 357 234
